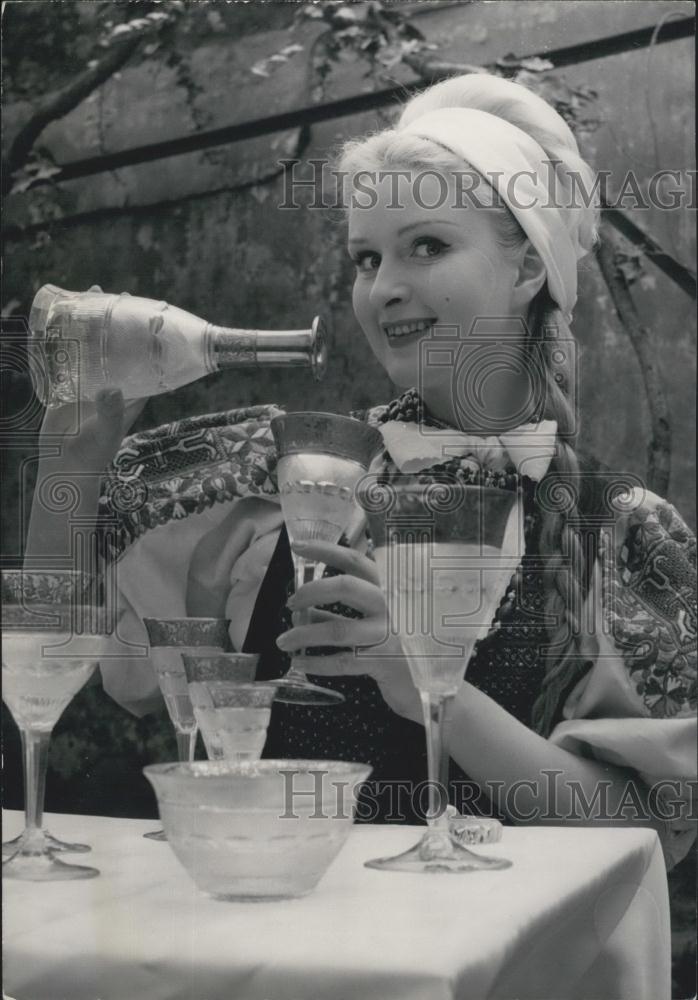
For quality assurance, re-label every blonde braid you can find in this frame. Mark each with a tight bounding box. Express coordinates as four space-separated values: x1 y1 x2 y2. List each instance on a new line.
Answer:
530 298 589 735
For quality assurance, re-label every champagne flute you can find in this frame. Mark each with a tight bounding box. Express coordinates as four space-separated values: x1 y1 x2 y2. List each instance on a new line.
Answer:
358 476 522 872
141 617 231 840
270 412 382 706
2 569 121 880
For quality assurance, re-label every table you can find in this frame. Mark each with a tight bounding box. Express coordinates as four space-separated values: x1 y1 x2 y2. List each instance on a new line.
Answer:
3 811 670 1000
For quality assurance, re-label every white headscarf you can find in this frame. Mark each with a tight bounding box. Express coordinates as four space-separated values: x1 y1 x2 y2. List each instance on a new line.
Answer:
399 107 587 321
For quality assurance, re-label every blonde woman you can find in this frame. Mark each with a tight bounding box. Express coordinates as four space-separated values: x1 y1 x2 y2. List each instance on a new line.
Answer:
29 73 696 869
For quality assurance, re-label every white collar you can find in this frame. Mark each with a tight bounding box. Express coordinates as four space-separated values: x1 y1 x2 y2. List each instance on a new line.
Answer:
379 419 558 481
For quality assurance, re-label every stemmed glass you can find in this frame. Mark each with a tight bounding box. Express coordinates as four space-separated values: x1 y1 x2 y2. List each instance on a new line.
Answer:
2 569 121 880
358 476 523 872
141 616 231 840
270 412 382 705
183 652 276 761
188 682 277 762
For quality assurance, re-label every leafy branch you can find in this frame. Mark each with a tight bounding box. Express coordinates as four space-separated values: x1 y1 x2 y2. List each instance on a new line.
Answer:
3 3 186 198
252 1 436 102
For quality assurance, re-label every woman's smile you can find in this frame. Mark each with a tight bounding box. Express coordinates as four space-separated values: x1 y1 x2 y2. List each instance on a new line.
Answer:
382 316 437 343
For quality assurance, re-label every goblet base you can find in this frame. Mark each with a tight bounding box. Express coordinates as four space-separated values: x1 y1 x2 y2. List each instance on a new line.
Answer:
365 830 512 873
3 842 99 881
3 829 90 856
143 828 167 841
212 891 307 903
274 672 344 706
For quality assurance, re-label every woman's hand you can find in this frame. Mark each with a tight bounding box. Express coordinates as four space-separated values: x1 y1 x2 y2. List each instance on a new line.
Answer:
39 388 147 471
275 538 423 724
25 388 147 560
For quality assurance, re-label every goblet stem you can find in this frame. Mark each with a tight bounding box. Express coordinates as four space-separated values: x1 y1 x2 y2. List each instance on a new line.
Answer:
365 686 511 872
292 559 312 637
176 729 197 764
144 729 195 842
438 701 454 808
279 554 344 706
3 725 99 880
294 553 313 593
4 706 90 856
284 553 313 667
145 728 196 841
22 727 50 838
420 691 453 852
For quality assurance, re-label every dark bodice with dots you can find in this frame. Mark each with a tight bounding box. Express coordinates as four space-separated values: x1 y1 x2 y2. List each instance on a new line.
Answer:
248 393 606 823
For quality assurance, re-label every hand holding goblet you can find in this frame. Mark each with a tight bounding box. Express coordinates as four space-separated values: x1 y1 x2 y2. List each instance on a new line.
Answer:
276 538 423 725
270 412 382 706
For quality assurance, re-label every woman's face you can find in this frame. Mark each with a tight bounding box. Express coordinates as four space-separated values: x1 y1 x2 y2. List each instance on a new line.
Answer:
348 169 530 427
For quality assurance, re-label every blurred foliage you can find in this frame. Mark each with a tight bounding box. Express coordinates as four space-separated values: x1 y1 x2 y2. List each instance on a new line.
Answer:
2 0 296 98
2 0 94 98
3 0 301 195
507 69 601 139
256 0 603 139
293 0 436 101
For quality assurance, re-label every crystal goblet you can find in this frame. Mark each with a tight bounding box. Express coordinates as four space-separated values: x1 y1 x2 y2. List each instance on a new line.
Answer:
270 412 382 706
142 616 231 840
188 681 277 762
182 654 278 761
181 652 259 686
2 569 121 880
359 476 522 872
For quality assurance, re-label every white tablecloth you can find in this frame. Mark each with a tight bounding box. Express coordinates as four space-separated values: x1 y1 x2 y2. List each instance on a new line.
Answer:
3 811 670 1000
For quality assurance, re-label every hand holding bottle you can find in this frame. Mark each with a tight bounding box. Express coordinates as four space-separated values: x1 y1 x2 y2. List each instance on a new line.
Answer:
39 387 147 471
26 387 147 561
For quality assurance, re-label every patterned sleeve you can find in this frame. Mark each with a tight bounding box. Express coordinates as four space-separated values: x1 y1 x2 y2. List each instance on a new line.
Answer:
603 492 696 719
96 405 284 715
549 489 697 869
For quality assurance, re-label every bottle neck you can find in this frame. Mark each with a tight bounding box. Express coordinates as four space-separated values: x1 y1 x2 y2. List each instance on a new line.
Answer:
204 321 325 376
204 324 258 372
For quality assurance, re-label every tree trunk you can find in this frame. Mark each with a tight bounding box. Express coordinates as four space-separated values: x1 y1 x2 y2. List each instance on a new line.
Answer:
595 224 671 495
3 34 144 198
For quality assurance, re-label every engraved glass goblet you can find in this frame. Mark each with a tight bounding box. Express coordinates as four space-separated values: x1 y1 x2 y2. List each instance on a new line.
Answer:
188 682 277 762
270 412 382 706
141 616 231 840
2 569 121 880
183 653 278 761
359 477 522 873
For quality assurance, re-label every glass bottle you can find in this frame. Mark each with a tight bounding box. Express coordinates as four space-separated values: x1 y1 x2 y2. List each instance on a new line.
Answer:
29 284 328 407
